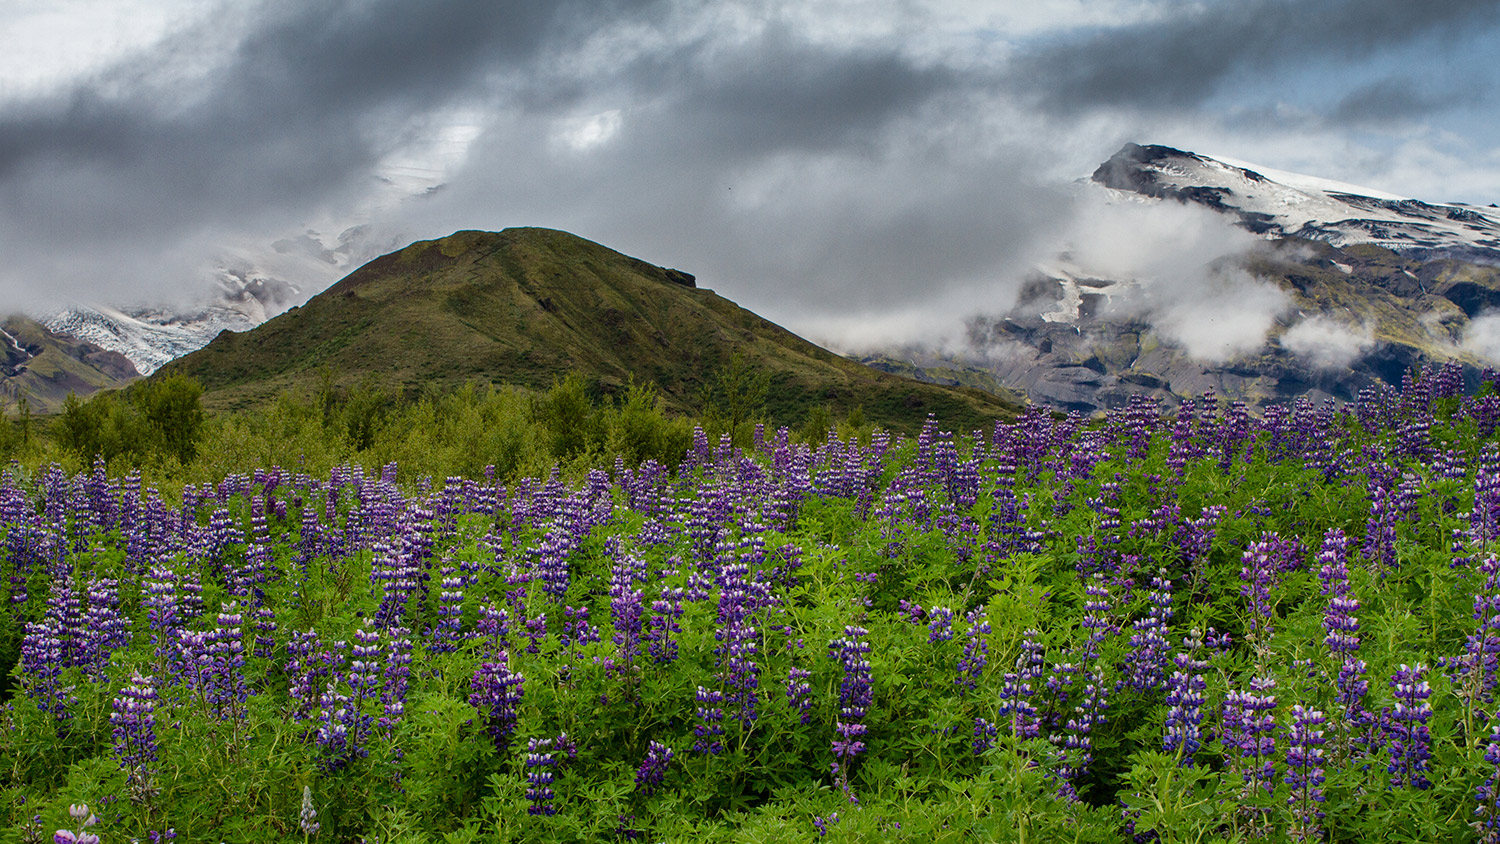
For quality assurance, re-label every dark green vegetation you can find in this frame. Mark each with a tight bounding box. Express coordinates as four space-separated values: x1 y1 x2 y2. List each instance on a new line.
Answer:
158 227 1021 432
10 367 1500 841
52 374 206 467
0 316 138 413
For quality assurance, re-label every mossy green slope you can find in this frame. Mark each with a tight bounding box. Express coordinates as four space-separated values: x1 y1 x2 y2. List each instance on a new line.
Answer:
160 227 1021 432
0 315 140 412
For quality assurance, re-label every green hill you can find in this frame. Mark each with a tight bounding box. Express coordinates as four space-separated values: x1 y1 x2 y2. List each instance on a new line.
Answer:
159 227 1021 432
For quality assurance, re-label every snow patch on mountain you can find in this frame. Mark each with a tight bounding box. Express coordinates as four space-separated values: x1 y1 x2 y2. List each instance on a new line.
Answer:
1091 144 1500 257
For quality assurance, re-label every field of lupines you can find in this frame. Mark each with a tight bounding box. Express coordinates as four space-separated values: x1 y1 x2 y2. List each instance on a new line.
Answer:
14 365 1500 841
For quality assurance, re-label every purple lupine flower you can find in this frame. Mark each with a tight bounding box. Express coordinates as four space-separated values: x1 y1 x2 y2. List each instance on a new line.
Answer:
635 741 673 795
234 497 272 599
1055 661 1110 794
1222 675 1278 813
1476 722 1500 842
142 565 181 658
1458 555 1500 728
532 525 575 602
608 547 648 671
561 605 600 651
972 717 998 755
1163 631 1208 765
956 609 990 690
712 556 764 727
643 585 683 662
42 575 86 670
83 578 129 678
111 672 159 803
370 540 423 629
812 813 840 837
380 628 413 731
1318 528 1373 757
1363 486 1400 573
525 737 559 816
469 653 525 751
692 686 725 755
999 630 1044 740
251 605 276 661
1175 505 1225 592
1239 535 1281 652
1123 569 1173 692
428 564 465 654
207 605 250 722
316 621 380 771
52 803 100 844
20 618 71 728
1466 469 1500 559
1166 399 1198 474
203 506 245 577
523 612 548 655
786 666 813 724
1080 574 1117 656
1386 664 1433 790
285 629 339 726
315 683 364 772
1285 705 1328 843
475 602 512 652
830 625 873 802
927 606 954 643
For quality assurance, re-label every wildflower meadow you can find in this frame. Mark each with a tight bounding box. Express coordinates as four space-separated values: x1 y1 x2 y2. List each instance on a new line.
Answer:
8 365 1500 841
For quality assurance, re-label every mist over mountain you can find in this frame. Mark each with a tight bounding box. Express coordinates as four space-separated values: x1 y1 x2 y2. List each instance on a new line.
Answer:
865 143 1500 413
12 142 1500 418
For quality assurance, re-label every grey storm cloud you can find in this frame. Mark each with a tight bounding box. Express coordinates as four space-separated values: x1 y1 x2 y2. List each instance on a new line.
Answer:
1009 0 1500 113
1329 77 1480 126
0 0 663 304
0 0 1067 321
2 0 1497 335
396 21 1068 323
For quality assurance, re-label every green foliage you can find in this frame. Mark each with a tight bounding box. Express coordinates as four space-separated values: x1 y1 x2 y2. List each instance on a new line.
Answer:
133 372 206 463
52 375 206 467
702 351 771 440
535 373 607 461
609 381 693 468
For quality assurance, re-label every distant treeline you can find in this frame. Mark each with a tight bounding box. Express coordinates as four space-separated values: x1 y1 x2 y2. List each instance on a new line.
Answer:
0 364 867 488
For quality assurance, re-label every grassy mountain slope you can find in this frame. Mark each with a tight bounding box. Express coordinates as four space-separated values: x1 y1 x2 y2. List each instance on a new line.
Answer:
0 315 139 412
160 227 1021 432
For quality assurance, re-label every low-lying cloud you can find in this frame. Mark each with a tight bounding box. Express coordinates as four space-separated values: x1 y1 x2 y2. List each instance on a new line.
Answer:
1464 311 1500 361
1057 195 1289 363
1280 315 1374 369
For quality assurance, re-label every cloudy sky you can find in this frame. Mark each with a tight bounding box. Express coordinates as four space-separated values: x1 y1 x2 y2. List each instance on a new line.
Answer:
3 0 1499 349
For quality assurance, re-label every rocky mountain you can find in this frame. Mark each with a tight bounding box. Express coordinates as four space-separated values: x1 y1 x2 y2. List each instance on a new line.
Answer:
0 315 139 412
1092 143 1500 260
869 144 1500 414
157 227 1022 432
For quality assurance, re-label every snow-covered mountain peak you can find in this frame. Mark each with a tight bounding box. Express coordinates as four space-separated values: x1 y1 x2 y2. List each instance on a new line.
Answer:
1091 143 1500 258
